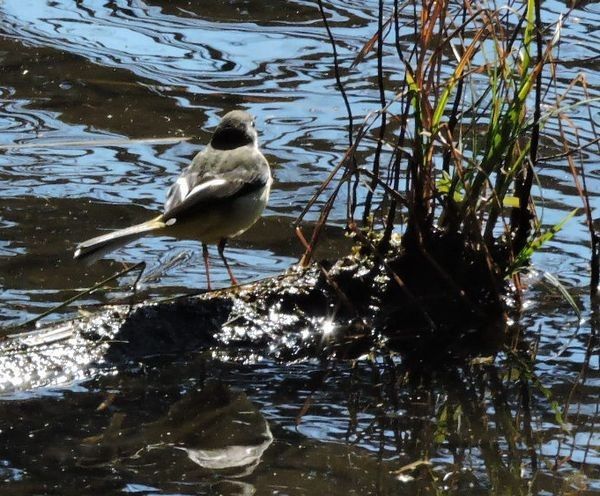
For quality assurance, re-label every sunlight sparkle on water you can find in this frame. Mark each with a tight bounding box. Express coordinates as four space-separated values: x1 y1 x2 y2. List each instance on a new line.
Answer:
322 319 335 336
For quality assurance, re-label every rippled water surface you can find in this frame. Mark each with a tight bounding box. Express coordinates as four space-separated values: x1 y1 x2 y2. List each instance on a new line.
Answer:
0 0 598 494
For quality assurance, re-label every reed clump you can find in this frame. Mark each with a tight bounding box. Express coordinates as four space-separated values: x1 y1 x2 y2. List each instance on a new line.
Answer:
299 0 596 340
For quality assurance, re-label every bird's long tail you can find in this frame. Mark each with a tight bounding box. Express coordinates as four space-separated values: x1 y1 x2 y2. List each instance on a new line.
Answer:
73 216 166 260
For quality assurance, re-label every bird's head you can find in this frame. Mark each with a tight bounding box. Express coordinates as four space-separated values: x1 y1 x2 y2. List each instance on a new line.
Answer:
210 110 258 150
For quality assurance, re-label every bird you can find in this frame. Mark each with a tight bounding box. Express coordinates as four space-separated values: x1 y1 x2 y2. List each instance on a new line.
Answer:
74 110 272 290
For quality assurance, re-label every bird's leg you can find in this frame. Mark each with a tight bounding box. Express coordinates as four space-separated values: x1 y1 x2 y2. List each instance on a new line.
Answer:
218 238 239 286
202 242 212 291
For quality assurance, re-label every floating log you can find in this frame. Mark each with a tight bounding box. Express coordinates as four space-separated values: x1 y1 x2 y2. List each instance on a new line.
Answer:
0 233 508 394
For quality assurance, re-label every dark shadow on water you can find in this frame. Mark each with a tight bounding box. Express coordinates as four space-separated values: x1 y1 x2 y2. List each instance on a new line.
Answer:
0 313 595 495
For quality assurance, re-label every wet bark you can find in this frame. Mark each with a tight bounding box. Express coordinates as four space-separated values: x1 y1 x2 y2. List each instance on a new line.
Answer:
0 237 508 394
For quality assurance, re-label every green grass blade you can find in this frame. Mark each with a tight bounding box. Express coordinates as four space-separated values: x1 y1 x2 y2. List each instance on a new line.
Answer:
510 208 578 273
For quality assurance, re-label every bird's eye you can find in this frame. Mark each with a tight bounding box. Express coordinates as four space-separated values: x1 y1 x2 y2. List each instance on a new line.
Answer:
251 120 256 128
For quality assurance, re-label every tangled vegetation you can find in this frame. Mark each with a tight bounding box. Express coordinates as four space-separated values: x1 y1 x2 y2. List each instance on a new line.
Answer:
297 0 598 335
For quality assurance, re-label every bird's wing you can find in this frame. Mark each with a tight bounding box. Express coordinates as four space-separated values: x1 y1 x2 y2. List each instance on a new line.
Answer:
163 147 269 220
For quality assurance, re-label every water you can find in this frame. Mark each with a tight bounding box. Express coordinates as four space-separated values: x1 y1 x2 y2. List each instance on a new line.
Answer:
0 0 598 493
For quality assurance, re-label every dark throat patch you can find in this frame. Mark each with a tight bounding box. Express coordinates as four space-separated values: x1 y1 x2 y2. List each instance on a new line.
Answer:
210 127 253 150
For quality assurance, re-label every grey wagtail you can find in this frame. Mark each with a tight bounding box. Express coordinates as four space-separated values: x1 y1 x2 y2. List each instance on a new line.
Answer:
74 110 272 289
